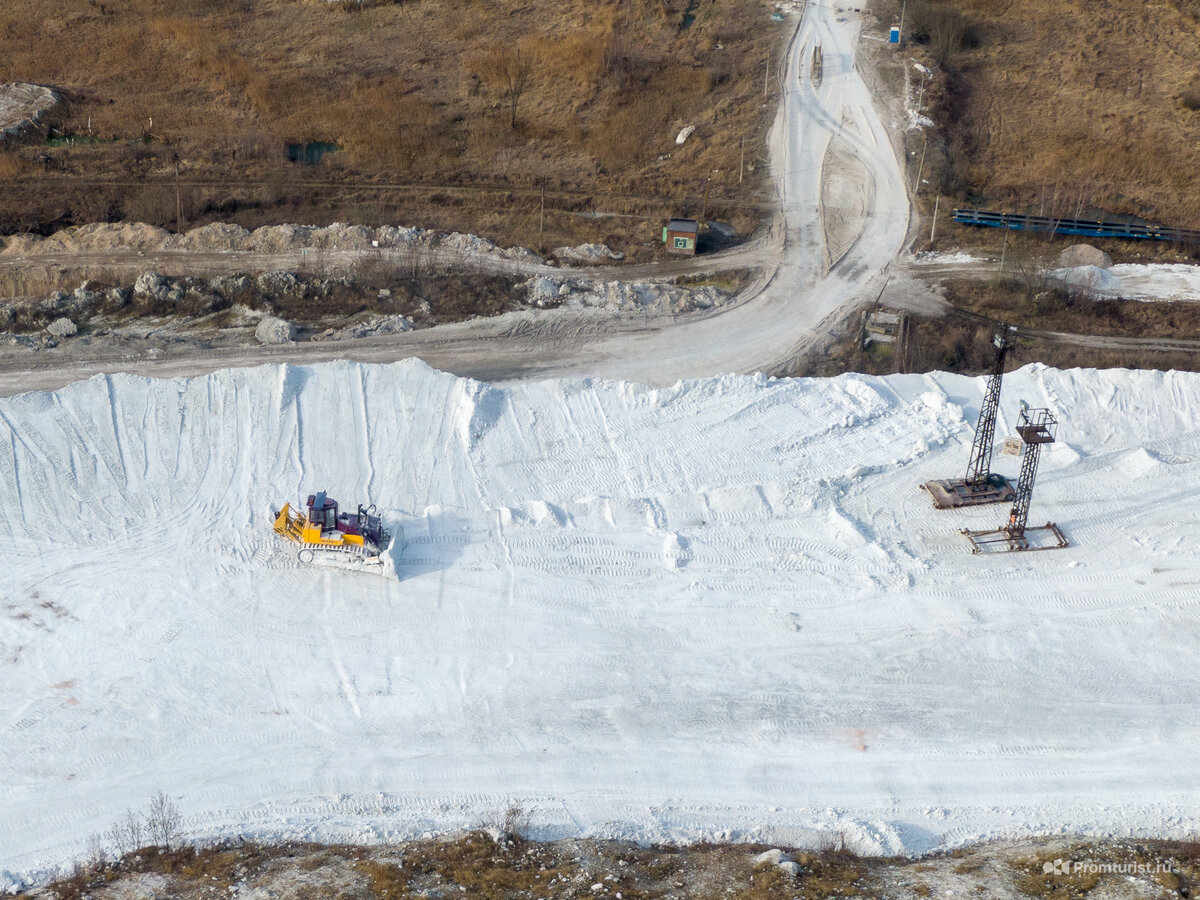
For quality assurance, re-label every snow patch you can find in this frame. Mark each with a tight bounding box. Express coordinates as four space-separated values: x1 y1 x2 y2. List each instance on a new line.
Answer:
910 250 987 266
1109 263 1200 302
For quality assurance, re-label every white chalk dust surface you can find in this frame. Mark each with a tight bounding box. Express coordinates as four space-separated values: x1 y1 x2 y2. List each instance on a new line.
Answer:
1 360 1198 884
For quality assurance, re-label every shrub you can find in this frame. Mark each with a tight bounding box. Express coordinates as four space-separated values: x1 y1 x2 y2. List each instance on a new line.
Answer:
906 0 978 66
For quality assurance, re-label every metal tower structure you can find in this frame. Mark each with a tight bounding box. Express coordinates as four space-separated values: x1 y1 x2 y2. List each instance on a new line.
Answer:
920 324 1018 509
960 405 1069 553
964 325 1016 487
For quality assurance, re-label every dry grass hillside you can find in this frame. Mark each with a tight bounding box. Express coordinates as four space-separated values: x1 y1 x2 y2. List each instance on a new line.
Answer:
0 0 781 255
888 0 1200 230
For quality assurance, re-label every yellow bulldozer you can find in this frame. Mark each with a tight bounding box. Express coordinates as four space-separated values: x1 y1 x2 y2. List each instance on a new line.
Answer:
272 491 394 576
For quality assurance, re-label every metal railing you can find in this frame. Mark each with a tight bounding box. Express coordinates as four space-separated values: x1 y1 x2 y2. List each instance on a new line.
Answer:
952 208 1200 244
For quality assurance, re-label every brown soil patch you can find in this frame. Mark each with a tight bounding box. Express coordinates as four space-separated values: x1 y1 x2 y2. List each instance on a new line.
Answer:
880 0 1200 230
0 0 785 255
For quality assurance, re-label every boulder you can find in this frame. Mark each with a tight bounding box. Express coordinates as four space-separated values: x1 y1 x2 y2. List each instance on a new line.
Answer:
522 276 563 307
373 314 412 335
1056 244 1113 269
254 315 296 344
210 275 251 297
46 316 77 337
40 291 70 311
753 849 790 866
255 271 299 295
134 271 169 300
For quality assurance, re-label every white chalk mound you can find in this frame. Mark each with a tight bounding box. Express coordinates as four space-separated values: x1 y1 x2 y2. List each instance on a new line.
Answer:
1050 264 1122 296
45 316 77 337
254 314 296 344
552 243 625 264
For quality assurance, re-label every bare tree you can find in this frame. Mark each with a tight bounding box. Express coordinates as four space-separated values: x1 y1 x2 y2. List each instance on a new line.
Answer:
478 46 532 129
86 833 106 868
105 821 127 860
107 806 144 858
125 807 144 852
146 790 182 851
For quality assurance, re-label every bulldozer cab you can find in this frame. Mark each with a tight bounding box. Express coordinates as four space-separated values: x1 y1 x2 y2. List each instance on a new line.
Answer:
307 492 338 531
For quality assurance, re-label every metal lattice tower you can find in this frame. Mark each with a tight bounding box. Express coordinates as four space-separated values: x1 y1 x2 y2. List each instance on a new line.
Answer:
1005 407 1057 536
964 325 1017 488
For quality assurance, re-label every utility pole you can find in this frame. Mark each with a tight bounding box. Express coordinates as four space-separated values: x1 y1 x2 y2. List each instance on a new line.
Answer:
912 136 928 192
764 48 770 96
930 194 939 243
999 230 1008 278
898 0 907 42
539 183 544 240
174 162 183 233
739 137 745 185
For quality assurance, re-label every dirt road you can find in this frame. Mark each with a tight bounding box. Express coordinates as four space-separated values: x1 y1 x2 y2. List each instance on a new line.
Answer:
0 2 910 392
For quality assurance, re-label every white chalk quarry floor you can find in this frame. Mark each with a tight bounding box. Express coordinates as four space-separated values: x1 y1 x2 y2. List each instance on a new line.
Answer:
2 360 1199 885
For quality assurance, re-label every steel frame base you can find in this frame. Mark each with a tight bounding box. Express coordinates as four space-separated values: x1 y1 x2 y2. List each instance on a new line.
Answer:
920 475 1015 509
960 522 1069 554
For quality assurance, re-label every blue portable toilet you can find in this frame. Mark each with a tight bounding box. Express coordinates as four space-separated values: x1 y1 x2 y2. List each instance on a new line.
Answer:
889 26 900 43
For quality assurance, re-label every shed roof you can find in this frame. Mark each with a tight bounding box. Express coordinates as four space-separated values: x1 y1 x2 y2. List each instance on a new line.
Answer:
666 218 699 233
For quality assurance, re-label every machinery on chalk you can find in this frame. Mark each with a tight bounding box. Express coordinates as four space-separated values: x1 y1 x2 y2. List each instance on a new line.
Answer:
272 491 395 575
921 324 1018 509
811 43 823 86
959 404 1069 554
